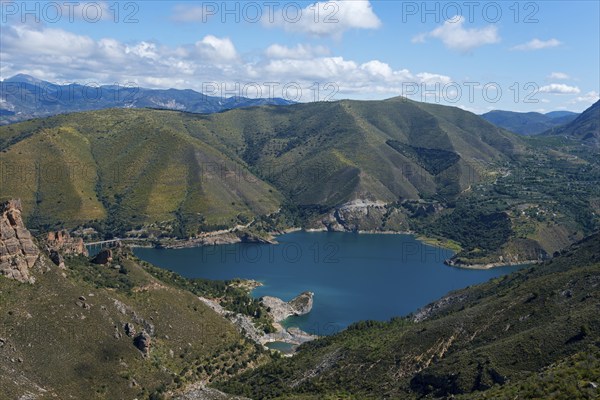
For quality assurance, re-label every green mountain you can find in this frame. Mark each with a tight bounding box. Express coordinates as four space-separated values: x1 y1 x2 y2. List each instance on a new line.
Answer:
545 100 600 147
216 233 600 399
189 98 522 207
2 98 599 265
0 108 283 235
481 110 579 136
0 98 521 233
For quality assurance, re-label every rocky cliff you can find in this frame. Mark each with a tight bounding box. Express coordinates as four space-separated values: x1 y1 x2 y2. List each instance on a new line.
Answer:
260 292 314 322
46 230 88 256
0 199 40 283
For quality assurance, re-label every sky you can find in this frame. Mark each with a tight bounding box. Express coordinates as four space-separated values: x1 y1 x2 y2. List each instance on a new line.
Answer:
1 0 599 113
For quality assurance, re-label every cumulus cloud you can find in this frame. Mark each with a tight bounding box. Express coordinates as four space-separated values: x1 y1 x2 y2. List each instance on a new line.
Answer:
548 72 570 80
265 44 330 59
5 24 96 57
539 84 581 94
263 0 381 38
570 91 600 103
511 38 561 51
195 35 238 62
412 16 500 52
0 23 458 103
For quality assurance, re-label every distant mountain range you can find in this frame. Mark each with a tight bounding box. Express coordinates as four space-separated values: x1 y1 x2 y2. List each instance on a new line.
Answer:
544 100 600 147
480 109 579 136
0 74 295 125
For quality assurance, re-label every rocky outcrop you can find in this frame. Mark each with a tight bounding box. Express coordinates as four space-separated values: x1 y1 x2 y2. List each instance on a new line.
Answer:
0 199 40 283
124 322 136 337
319 199 411 233
260 292 314 322
198 296 318 347
92 249 113 264
46 230 88 256
49 249 65 269
133 331 151 356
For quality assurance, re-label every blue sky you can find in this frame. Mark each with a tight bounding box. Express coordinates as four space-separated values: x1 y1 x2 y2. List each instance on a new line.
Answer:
1 0 598 112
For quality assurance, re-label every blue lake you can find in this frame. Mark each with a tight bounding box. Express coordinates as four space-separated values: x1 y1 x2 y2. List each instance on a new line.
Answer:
134 231 525 335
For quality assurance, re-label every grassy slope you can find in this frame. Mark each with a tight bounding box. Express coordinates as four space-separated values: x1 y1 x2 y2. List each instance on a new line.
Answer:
216 233 600 399
2 101 596 263
545 100 599 145
0 109 282 233
0 248 267 400
193 98 522 207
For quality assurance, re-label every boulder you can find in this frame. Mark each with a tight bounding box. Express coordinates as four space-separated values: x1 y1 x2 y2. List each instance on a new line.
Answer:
134 331 151 355
124 322 136 337
92 249 113 265
49 250 65 269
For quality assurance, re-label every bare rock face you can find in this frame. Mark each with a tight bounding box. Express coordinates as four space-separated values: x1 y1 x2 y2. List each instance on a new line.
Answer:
46 230 88 257
260 291 314 322
49 249 65 269
133 331 151 356
92 249 113 265
124 322 136 337
0 199 40 283
288 291 314 315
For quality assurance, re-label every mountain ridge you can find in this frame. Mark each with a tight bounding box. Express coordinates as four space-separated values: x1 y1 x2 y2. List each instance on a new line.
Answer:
481 109 580 136
0 74 295 125
543 100 600 147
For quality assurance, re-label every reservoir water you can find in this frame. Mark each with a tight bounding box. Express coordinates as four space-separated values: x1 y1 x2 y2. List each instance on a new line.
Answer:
134 231 525 335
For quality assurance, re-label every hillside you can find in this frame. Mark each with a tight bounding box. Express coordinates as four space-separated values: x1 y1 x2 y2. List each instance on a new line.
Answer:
481 110 579 136
0 74 294 125
193 98 523 207
216 233 600 399
0 98 521 233
1 197 599 399
1 98 598 265
545 100 600 147
0 200 270 400
0 108 283 235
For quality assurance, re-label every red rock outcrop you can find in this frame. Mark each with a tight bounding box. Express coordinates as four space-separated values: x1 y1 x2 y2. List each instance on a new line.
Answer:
46 230 88 257
0 199 40 283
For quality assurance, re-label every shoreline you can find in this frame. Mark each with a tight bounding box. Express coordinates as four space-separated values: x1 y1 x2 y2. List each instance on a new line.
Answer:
445 259 542 270
125 227 536 270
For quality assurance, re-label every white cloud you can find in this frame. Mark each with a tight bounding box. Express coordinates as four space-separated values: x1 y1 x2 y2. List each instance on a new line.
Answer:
539 84 580 94
548 72 570 80
413 16 500 52
511 38 561 51
263 0 381 38
415 72 452 85
360 60 393 78
126 42 160 60
1 23 463 103
6 25 95 57
195 35 238 62
570 91 600 103
265 44 330 59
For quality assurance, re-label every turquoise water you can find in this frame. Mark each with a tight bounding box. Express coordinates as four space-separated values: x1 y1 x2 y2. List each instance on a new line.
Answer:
134 232 525 335
264 341 297 354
